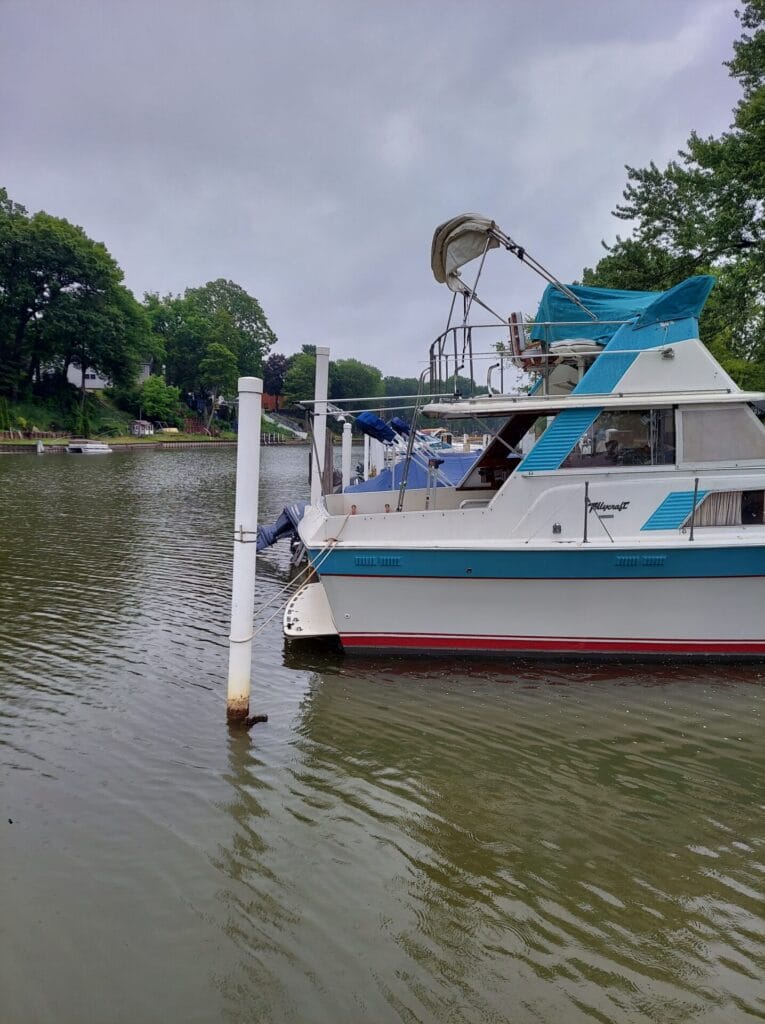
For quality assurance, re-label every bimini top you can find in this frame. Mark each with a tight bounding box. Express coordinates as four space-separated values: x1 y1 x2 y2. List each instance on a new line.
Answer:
530 275 716 345
431 214 500 292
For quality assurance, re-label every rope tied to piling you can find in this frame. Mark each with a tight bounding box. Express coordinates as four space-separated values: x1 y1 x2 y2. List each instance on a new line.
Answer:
250 511 352 638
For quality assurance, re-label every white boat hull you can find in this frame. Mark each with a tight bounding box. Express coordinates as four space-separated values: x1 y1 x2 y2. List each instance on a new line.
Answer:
319 575 765 655
66 442 113 454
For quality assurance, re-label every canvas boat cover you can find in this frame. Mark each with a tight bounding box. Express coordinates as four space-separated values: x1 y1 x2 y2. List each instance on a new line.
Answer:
431 214 499 292
530 275 715 346
346 451 478 493
356 411 397 444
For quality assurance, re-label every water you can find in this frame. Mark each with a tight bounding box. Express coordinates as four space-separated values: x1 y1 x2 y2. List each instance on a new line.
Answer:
1 448 763 1024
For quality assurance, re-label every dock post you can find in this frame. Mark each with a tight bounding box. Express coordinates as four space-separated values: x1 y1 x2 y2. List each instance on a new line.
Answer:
374 438 385 476
227 376 265 727
310 346 330 505
341 421 352 491
363 434 370 480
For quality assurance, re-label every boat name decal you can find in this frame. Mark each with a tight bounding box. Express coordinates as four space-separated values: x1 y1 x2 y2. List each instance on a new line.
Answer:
588 500 631 513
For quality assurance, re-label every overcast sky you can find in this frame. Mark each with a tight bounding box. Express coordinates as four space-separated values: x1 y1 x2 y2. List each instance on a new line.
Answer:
1 0 741 377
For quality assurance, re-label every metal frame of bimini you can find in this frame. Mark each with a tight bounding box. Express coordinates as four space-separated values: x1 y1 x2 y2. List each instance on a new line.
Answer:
393 217 604 510
300 216 630 513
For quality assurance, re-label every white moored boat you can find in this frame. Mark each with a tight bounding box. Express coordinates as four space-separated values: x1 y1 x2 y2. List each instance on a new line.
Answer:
66 439 113 454
285 214 765 657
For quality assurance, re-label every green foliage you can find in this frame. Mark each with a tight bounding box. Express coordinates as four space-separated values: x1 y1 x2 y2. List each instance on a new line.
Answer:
1 392 134 436
198 343 239 426
330 358 384 405
582 1 765 385
282 354 387 411
185 279 275 376
383 375 420 396
140 375 181 422
263 353 289 401
282 352 317 408
0 188 152 401
148 279 276 398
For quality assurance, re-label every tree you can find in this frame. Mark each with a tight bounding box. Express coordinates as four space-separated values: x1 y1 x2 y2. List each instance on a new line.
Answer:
146 292 209 394
140 375 181 422
282 352 316 409
43 283 150 410
383 375 420 396
582 1 765 383
146 280 277 400
0 189 151 400
263 353 289 407
330 358 384 406
185 279 275 377
198 342 238 428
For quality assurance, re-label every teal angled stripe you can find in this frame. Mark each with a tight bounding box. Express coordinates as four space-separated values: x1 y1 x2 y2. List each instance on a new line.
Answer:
641 490 709 531
575 316 700 397
574 348 636 395
519 314 703 472
518 407 601 471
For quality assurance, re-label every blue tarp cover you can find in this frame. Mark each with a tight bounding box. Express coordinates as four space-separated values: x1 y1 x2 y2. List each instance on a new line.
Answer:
356 411 397 444
529 275 715 345
347 452 477 493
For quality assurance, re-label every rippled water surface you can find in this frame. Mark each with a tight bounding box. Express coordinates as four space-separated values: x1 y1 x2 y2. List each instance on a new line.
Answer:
1 447 764 1024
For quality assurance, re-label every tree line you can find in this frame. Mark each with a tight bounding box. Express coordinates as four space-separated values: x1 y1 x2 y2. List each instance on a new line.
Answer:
0 186 429 430
0 187 278 427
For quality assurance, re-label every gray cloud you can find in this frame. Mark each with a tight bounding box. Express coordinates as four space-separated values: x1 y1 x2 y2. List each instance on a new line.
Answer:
1 0 740 376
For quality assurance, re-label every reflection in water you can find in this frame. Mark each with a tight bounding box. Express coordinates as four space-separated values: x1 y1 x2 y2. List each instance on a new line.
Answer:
286 665 765 1022
1 449 764 1024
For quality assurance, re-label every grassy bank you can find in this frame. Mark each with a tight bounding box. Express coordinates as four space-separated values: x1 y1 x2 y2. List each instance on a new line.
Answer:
1 393 299 444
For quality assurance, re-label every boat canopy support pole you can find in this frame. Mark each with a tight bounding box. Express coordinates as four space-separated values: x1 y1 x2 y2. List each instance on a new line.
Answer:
488 225 597 321
341 421 352 491
689 477 699 542
227 377 267 728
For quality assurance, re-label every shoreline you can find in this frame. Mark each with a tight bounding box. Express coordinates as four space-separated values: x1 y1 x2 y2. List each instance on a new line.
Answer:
0 437 309 455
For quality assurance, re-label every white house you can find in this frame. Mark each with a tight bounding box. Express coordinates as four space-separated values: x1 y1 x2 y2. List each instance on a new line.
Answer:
65 362 154 391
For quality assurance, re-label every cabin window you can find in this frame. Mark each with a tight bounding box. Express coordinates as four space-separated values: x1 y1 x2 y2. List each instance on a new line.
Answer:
561 408 675 469
692 490 764 527
681 406 765 462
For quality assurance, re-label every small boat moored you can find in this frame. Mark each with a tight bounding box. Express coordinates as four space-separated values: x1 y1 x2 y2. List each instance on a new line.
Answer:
65 439 113 454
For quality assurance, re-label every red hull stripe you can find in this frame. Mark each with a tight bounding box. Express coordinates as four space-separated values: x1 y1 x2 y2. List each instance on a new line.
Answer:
340 634 765 654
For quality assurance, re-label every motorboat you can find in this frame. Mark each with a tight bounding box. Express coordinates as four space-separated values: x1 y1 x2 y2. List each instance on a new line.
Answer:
285 215 765 657
66 439 113 454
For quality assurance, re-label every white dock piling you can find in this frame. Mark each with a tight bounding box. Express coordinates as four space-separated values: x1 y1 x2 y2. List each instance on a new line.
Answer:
310 346 330 506
370 438 384 477
341 421 352 491
363 434 370 480
227 376 263 726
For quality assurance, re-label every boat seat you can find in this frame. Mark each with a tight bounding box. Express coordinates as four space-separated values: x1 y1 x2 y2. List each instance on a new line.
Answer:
549 339 602 358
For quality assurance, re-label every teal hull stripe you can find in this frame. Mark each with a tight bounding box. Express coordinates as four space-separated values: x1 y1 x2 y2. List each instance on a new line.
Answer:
642 490 709 531
309 545 765 580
